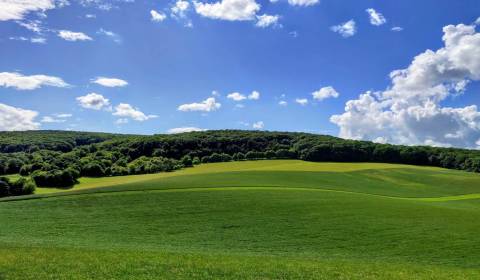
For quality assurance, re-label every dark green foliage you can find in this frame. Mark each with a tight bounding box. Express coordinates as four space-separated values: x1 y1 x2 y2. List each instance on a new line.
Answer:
0 130 121 153
181 155 193 167
82 162 106 177
0 177 10 197
192 157 201 165
127 156 178 175
3 129 480 192
0 176 36 197
31 168 79 188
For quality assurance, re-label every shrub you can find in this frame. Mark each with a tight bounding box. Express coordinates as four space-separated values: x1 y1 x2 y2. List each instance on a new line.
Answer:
32 169 78 188
0 178 10 197
9 177 36 196
192 157 200 165
181 155 193 167
82 162 105 177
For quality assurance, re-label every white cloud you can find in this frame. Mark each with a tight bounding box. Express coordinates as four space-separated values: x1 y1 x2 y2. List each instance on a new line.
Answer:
9 36 46 44
0 72 69 90
391 26 403 32
331 22 480 148
76 93 110 110
194 0 260 21
287 0 319 6
0 103 39 131
79 0 132 11
58 30 92 41
295 98 308 106
85 14 96 18
171 0 190 18
248 90 260 100
366 8 386 26
17 20 43 33
227 91 259 101
278 100 287 106
115 118 128 125
255 14 280 28
331 20 356 38
54 113 72 118
227 92 246 101
252 121 264 129
41 116 66 123
178 97 221 112
92 77 128 87
151 10 167 22
30 37 46 44
167 127 206 134
97 28 121 43
113 103 158 121
0 0 57 21
312 86 339 101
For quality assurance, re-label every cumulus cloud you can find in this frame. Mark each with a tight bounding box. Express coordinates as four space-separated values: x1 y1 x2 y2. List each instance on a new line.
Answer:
58 30 92 41
0 103 39 131
287 0 319 6
113 103 158 121
0 0 57 21
366 8 386 26
248 90 260 100
151 10 167 22
92 77 128 87
331 22 480 148
252 121 264 129
194 0 260 21
0 72 69 90
331 20 356 38
178 97 221 112
312 86 339 101
167 127 207 134
227 91 260 101
391 26 403 32
295 98 308 106
255 14 280 28
76 93 110 110
171 0 190 18
227 92 246 101
278 100 287 106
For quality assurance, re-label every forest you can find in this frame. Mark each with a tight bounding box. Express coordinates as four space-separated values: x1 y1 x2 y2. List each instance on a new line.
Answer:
1 130 480 197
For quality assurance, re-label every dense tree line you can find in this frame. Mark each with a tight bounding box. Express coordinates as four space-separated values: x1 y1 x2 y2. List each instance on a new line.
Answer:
1 130 480 196
0 130 121 153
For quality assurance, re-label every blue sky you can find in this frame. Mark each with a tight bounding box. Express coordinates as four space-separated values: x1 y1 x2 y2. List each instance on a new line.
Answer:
1 0 480 147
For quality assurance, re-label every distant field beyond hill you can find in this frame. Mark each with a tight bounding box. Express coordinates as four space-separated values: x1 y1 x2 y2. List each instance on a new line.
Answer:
1 160 480 279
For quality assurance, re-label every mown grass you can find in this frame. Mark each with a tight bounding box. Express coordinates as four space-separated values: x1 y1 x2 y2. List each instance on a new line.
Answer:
1 160 480 279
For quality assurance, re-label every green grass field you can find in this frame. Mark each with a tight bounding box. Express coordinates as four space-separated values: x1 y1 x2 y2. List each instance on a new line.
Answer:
2 160 480 279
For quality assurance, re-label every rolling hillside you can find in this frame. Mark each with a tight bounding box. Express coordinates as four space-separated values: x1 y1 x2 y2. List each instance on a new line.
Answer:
1 160 480 279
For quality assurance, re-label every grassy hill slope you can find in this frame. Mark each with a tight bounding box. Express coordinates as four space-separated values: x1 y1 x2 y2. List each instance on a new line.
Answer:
1 160 480 279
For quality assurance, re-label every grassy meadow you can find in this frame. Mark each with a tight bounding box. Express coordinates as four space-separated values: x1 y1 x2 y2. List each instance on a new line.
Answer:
1 160 480 279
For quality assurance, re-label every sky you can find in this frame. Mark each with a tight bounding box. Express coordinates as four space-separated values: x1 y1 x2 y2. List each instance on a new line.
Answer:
0 0 480 148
